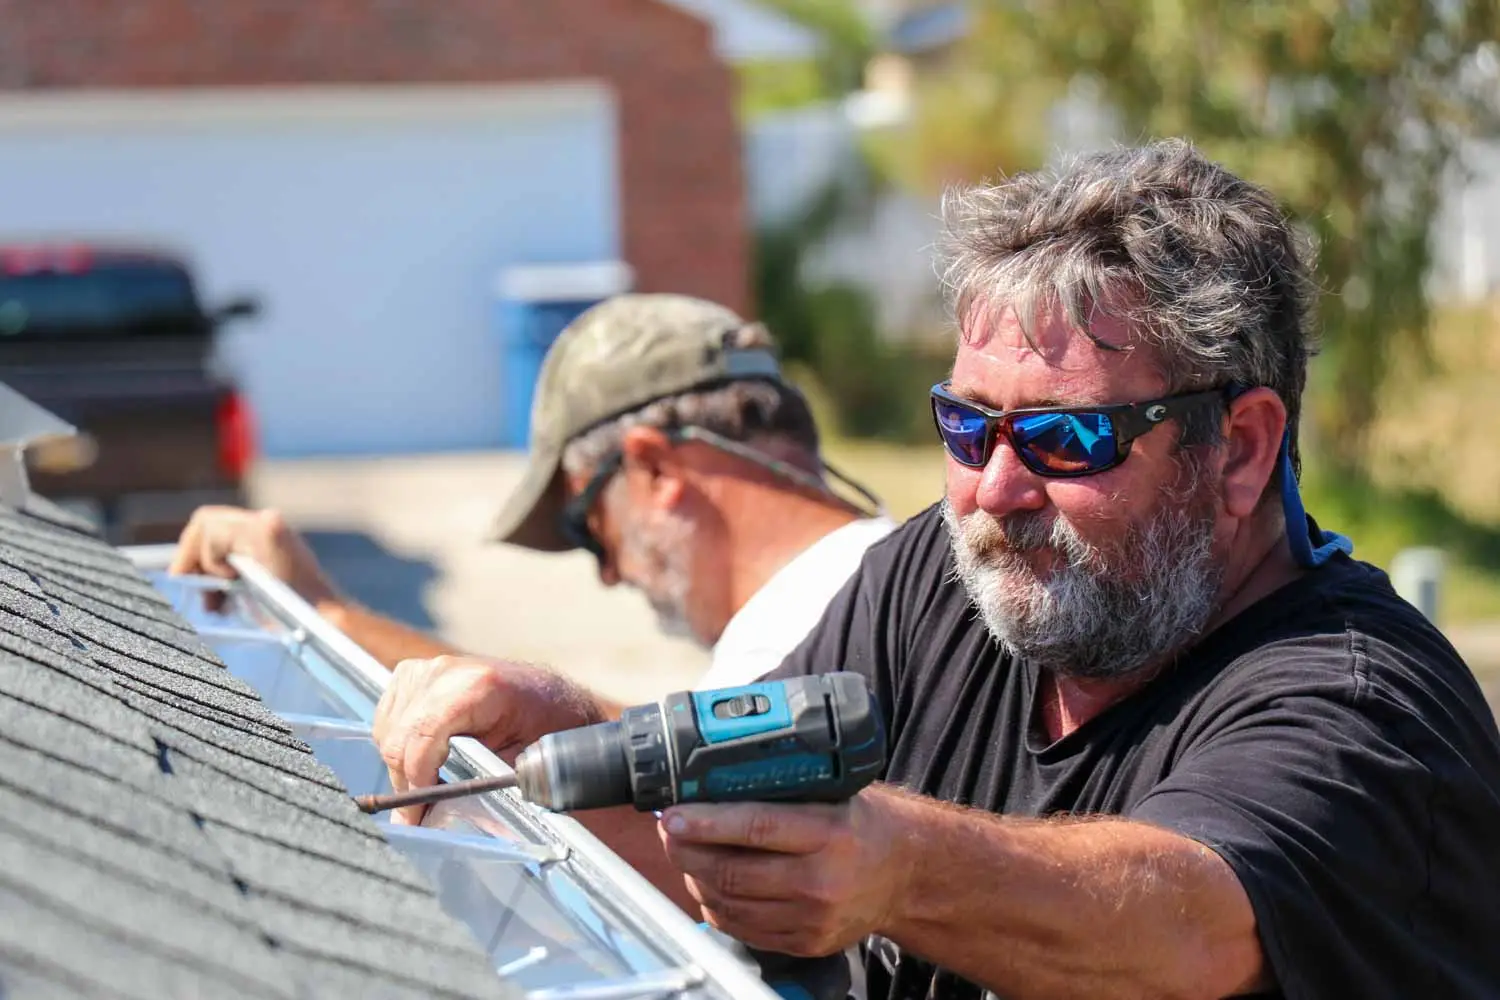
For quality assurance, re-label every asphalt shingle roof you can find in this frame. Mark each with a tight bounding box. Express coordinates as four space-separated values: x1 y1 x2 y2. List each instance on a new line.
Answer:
0 495 518 1000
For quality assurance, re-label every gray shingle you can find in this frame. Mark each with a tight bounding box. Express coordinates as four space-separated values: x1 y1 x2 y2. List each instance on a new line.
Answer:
42 573 211 650
0 740 227 874
0 797 248 918
0 540 166 614
55 599 265 702
0 826 293 997
157 726 360 821
0 658 157 754
201 815 433 899
275 952 481 1000
116 690 349 794
202 821 470 939
167 754 399 869
0 607 99 677
0 504 516 1000
0 537 162 605
0 884 291 1000
0 954 130 1000
135 702 343 789
0 694 163 792
93 650 301 745
248 899 506 999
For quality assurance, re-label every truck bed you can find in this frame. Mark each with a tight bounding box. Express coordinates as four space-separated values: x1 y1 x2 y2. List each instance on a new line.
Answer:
4 336 246 542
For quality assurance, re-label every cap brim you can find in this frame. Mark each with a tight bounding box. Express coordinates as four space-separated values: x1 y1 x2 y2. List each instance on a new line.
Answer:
486 439 574 551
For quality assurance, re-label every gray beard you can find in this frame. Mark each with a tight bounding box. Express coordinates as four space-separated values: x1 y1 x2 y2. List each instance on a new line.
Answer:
649 599 699 644
618 508 704 647
942 488 1223 681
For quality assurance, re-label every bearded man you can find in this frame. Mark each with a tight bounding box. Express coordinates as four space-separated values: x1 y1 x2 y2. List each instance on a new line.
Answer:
373 140 1500 999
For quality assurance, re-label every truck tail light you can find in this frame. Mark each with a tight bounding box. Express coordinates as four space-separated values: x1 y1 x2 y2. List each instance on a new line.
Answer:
215 390 256 480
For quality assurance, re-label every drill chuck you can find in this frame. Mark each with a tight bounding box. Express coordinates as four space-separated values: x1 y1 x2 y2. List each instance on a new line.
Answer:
514 723 634 812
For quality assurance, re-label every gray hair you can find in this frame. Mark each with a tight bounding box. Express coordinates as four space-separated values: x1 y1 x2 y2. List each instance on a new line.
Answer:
560 323 822 476
937 138 1318 476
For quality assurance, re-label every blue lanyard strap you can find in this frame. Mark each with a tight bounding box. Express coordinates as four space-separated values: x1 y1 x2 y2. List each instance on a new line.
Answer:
1278 430 1353 569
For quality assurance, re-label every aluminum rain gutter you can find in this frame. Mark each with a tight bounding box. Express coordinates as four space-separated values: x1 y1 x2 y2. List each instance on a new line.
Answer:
123 545 780 1000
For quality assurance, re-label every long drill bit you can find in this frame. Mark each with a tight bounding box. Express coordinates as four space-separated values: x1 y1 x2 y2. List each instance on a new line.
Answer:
355 773 519 815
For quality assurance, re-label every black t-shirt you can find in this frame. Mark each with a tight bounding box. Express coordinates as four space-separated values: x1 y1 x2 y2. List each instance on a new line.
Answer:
769 503 1500 1000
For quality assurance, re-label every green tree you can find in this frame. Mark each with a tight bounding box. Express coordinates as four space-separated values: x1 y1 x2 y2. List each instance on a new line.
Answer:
742 0 951 441
890 0 1500 471
760 0 876 97
736 0 875 116
752 164 933 440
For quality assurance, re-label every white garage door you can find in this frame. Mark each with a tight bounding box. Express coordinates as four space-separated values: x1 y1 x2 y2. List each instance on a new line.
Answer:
0 83 620 456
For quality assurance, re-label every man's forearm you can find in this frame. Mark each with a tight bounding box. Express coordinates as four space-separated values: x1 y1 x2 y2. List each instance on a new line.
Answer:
316 598 464 670
881 790 1267 1000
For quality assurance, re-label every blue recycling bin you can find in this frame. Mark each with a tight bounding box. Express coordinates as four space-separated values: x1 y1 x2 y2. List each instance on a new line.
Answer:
496 297 599 448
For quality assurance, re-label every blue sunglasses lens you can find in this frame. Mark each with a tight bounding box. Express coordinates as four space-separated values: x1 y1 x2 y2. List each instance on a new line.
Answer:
933 397 991 466
1012 411 1119 473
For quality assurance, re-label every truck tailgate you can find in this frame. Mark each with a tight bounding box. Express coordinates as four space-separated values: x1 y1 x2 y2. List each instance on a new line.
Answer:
4 339 240 500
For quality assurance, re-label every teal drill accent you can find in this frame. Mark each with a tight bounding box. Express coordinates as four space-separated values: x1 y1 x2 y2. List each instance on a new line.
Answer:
692 682 793 744
702 753 834 798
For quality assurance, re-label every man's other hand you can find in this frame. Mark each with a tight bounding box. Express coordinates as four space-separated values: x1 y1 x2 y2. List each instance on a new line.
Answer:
168 506 341 608
658 785 916 957
373 655 606 825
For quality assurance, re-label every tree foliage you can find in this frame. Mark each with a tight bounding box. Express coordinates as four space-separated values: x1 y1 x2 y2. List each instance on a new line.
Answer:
894 0 1500 468
753 171 948 441
756 0 877 98
744 1 954 441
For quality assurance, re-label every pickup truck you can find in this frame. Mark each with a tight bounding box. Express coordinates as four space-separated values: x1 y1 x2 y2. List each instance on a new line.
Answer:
0 243 260 544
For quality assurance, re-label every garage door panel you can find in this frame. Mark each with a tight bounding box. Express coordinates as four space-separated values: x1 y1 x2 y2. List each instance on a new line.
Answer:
0 85 619 456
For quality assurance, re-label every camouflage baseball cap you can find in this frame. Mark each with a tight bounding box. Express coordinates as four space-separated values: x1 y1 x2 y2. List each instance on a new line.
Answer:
489 293 784 551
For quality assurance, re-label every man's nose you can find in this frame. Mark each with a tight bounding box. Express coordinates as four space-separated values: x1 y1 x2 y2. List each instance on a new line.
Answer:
975 438 1048 517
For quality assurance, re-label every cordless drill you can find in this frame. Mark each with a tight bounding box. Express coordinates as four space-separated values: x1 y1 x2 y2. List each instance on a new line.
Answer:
359 672 887 1000
511 671 885 813
518 672 885 1000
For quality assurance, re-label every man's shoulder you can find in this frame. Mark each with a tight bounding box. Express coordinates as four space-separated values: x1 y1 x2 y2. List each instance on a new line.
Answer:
1291 554 1465 675
1325 557 1495 718
1202 555 1493 733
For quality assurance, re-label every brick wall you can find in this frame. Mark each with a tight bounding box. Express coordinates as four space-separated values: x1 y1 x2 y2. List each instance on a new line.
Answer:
0 0 751 314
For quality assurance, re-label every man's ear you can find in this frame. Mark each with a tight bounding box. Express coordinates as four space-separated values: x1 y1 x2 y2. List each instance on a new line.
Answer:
618 425 686 508
1221 387 1287 519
